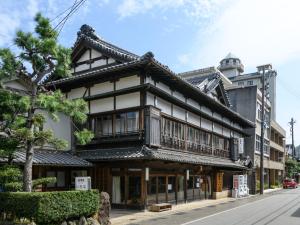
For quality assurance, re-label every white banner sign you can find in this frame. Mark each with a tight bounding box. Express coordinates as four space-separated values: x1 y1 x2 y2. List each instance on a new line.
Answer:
75 176 91 191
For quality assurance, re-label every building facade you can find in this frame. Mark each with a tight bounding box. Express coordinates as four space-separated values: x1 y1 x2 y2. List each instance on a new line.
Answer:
45 25 254 208
179 53 286 193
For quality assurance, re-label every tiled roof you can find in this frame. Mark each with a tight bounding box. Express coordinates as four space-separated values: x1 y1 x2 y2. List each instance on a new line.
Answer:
78 146 247 169
74 24 140 62
0 150 92 167
185 73 231 107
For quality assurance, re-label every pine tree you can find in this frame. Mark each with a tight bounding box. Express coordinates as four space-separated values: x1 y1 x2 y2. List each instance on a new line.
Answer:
0 13 93 192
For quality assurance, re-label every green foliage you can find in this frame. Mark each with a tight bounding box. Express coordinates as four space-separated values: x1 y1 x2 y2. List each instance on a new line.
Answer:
285 158 300 178
0 13 93 191
32 177 56 190
75 128 94 145
0 190 100 225
0 165 22 192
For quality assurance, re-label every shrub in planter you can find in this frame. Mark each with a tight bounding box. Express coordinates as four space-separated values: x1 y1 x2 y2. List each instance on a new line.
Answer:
0 190 100 225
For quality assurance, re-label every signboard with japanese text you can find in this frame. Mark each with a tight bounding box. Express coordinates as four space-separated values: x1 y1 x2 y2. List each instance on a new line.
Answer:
75 177 91 191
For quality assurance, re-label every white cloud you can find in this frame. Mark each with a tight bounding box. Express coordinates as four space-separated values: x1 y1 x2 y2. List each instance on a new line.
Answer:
188 0 300 70
117 0 228 21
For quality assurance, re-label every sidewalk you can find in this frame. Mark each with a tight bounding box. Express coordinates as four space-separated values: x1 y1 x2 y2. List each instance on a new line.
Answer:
110 188 283 225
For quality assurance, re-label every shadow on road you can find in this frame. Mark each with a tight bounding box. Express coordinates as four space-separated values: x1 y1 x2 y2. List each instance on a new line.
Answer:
291 207 300 217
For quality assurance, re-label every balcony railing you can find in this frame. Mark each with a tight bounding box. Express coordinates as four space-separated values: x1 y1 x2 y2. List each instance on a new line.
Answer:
161 136 230 158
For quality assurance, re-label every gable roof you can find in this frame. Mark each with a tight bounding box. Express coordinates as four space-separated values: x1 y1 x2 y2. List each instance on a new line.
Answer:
72 24 140 63
179 71 231 107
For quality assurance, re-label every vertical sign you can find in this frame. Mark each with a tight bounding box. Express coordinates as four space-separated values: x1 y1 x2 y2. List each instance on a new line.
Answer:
238 138 244 154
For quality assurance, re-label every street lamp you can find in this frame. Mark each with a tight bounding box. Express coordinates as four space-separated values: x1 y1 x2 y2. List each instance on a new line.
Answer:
257 64 272 195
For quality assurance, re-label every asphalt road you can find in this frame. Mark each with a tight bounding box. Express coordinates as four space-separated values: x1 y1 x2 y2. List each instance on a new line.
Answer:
130 188 300 225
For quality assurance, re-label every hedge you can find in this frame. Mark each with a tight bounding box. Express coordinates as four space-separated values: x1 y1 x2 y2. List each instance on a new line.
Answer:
0 190 99 225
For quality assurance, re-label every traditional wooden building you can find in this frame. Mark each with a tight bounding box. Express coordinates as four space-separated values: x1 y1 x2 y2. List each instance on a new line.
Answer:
46 25 255 208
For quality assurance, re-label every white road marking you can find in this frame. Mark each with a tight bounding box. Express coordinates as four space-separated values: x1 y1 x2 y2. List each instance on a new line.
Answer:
180 196 272 225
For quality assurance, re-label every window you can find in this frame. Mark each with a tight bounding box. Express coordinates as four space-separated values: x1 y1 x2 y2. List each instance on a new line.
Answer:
257 103 262 120
94 111 139 136
256 135 261 152
128 176 141 199
96 115 113 136
127 112 139 132
238 81 244 86
46 171 56 188
200 131 211 146
247 80 254 85
213 135 225 149
158 176 166 193
57 171 65 187
116 113 126 133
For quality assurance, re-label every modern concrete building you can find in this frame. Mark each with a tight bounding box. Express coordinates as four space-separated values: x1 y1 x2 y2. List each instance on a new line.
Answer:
180 53 286 193
218 53 277 120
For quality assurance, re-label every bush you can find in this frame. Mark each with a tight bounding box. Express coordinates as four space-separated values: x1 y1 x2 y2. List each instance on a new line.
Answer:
0 190 100 225
32 177 57 190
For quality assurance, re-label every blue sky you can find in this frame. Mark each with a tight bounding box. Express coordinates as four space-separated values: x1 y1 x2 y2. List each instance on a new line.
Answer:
0 0 299 145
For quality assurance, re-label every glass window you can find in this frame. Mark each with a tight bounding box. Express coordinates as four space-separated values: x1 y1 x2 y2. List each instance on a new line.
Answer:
149 177 157 195
116 113 126 134
238 81 244 86
46 171 56 188
96 115 112 136
158 176 166 193
247 80 254 85
128 176 141 199
57 171 65 187
127 111 139 132
168 176 176 193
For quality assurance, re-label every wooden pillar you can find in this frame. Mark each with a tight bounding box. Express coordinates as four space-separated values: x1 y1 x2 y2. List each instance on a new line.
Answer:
184 170 188 203
175 174 178 205
125 169 129 207
166 175 169 202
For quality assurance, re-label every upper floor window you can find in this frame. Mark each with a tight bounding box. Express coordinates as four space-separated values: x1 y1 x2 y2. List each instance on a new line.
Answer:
238 81 244 86
96 115 113 136
94 111 139 137
247 80 254 85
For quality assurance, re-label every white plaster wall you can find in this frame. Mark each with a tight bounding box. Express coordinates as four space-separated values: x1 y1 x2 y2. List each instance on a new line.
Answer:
146 92 155 105
145 76 155 85
91 49 102 58
223 117 231 125
173 105 186 121
77 50 90 63
223 127 231 137
187 112 200 127
108 58 115 64
201 118 212 131
173 91 185 102
116 92 140 109
116 75 140 90
187 98 200 110
75 63 90 72
90 81 114 96
157 97 171 115
43 112 71 150
201 106 212 116
156 81 172 94
213 123 223 135
213 113 222 120
4 80 29 92
91 59 107 68
68 87 86 99
90 97 114 113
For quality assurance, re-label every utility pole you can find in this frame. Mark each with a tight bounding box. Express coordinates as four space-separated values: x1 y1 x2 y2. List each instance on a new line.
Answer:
289 118 296 158
257 64 272 195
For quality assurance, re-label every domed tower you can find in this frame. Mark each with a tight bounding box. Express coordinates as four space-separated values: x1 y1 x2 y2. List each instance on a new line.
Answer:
218 53 244 78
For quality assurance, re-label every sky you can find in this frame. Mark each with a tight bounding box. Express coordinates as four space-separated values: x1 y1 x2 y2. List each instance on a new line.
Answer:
0 0 299 145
